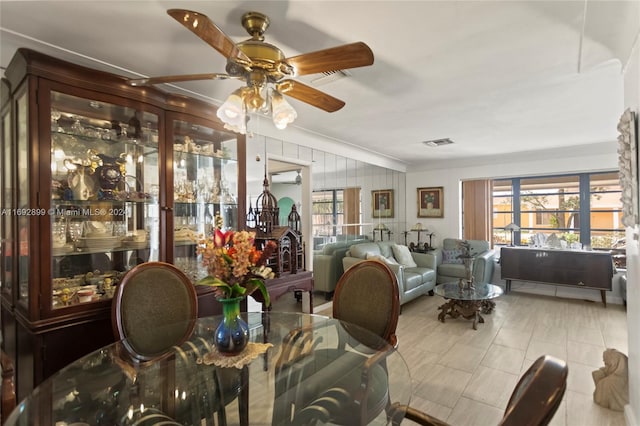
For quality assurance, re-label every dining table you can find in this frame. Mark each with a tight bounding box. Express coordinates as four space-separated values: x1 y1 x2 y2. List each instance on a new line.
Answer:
5 312 412 426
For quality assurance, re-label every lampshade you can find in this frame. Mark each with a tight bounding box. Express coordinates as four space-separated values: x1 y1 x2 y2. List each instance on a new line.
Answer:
216 86 297 134
505 222 520 231
271 91 297 129
411 223 425 231
374 223 388 231
216 88 247 134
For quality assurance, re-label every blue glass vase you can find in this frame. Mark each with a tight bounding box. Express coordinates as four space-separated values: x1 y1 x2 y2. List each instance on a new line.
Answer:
215 297 249 355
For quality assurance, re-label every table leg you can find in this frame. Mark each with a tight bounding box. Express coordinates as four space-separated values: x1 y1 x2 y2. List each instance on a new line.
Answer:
437 299 486 330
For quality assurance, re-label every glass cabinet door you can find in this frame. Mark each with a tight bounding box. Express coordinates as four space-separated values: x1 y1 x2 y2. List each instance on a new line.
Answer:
49 90 160 309
170 118 238 282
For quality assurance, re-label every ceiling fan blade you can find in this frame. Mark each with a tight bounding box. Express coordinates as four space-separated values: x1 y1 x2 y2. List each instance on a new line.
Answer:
286 42 374 76
167 9 250 62
127 73 240 86
278 80 345 112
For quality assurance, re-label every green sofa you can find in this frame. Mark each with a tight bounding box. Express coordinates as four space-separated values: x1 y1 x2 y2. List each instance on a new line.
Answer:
312 237 370 298
342 241 436 306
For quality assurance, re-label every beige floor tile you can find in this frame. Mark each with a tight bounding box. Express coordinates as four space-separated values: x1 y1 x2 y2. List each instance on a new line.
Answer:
416 329 462 355
458 326 500 351
413 364 473 408
566 361 597 395
500 312 537 334
567 341 606 368
404 394 452 423
526 339 567 362
462 365 519 409
565 390 627 426
532 323 568 346
446 396 504 426
480 344 525 375
438 342 486 373
567 325 606 346
493 327 531 351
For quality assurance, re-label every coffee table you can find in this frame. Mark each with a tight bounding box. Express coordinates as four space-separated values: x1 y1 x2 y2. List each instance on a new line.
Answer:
435 282 504 329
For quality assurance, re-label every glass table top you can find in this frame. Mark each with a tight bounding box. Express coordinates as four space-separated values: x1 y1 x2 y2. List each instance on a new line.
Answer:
435 282 504 301
6 312 411 426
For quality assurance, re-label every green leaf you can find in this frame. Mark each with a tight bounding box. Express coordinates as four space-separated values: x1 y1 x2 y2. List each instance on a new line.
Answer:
246 278 270 307
197 276 232 295
230 283 247 297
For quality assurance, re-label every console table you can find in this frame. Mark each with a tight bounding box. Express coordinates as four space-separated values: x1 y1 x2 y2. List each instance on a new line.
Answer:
500 247 613 306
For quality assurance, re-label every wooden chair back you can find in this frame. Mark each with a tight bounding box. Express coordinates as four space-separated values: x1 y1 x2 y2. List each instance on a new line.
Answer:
112 261 198 362
333 260 400 348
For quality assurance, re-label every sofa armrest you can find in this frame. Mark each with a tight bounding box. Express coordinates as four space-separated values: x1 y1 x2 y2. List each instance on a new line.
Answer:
473 250 496 284
411 252 437 270
313 254 335 292
342 256 363 272
431 248 443 266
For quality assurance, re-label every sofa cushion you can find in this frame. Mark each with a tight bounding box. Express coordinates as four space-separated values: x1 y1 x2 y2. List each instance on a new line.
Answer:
442 248 464 264
366 253 399 266
403 272 425 291
392 244 417 267
377 242 395 258
406 267 435 283
349 243 382 259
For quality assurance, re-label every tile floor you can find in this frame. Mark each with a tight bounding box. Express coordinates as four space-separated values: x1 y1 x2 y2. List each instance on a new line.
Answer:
269 286 629 426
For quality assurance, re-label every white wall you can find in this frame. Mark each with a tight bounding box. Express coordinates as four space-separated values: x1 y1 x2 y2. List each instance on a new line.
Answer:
622 8 640 423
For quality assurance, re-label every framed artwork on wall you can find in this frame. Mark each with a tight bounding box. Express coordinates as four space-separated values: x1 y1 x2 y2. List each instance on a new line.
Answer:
372 189 394 218
417 187 444 218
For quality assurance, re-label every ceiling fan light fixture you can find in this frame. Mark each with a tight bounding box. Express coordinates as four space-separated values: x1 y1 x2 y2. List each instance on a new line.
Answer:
271 90 297 130
217 88 245 120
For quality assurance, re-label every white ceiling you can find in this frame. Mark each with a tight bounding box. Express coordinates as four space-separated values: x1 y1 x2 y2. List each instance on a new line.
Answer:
1 1 638 171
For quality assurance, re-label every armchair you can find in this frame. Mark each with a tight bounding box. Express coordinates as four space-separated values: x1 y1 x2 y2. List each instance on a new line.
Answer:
434 238 496 284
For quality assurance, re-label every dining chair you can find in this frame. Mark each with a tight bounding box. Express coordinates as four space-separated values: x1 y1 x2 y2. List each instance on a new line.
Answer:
389 355 569 426
273 259 400 426
1 350 16 424
112 261 198 361
112 261 244 425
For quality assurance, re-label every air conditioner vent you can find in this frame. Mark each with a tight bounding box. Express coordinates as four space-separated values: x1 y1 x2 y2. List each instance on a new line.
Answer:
310 69 351 86
423 138 454 147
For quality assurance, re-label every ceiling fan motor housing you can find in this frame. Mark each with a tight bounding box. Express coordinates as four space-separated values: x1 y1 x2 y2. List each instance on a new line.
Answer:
227 39 294 83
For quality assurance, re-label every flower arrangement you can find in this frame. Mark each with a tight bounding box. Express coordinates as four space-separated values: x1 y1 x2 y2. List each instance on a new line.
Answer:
196 229 277 306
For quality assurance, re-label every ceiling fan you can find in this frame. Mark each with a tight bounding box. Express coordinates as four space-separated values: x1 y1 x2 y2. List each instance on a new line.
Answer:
127 9 375 133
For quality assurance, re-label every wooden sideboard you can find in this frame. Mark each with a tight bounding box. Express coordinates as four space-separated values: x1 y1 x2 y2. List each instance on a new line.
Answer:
500 247 613 306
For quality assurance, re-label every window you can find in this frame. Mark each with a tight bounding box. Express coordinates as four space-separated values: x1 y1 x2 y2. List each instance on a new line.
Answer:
492 172 624 264
312 189 344 237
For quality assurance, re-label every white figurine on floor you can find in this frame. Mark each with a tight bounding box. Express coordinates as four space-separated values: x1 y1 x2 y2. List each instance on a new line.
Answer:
592 348 629 411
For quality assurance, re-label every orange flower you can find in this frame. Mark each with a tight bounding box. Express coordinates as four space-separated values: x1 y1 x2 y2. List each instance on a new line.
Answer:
196 230 276 305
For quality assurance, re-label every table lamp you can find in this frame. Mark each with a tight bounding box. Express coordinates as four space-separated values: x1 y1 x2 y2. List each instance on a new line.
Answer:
505 222 520 246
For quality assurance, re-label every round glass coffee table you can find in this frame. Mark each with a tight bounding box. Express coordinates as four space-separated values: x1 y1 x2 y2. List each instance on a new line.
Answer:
434 282 504 329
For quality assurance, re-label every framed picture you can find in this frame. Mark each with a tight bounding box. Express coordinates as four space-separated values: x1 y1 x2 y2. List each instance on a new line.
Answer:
372 189 394 218
417 187 444 218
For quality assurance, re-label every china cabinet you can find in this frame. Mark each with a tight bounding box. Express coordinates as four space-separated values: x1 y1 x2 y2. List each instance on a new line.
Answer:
1 48 246 399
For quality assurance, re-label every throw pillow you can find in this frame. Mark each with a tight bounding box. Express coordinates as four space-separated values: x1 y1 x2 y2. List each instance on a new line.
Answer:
392 244 417 267
442 248 464 264
365 253 399 266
